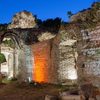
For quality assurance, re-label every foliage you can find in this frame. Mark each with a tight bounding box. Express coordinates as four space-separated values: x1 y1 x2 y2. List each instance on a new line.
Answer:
36 19 43 27
0 24 7 32
37 17 61 33
3 39 14 48
61 2 100 31
76 2 100 29
0 53 6 64
10 77 18 81
92 1 100 9
67 11 73 18
0 24 8 44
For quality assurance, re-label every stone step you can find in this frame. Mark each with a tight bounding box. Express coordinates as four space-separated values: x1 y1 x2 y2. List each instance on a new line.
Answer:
60 95 81 100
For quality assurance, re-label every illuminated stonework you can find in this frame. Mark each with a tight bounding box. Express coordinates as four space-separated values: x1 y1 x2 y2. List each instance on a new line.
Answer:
32 41 51 83
1 45 18 78
8 11 37 29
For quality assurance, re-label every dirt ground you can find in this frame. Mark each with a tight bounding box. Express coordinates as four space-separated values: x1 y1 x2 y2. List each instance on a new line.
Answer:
0 81 60 100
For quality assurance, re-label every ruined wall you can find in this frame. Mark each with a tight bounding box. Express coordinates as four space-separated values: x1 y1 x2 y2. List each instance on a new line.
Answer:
8 11 37 29
18 45 33 82
1 46 14 78
77 26 100 88
18 37 59 84
59 46 77 81
7 11 59 83
70 2 100 23
1 45 19 78
58 31 78 84
31 39 59 84
18 30 79 84
24 45 33 82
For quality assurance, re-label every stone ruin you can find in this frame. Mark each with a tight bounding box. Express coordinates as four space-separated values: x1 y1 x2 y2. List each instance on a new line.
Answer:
0 3 100 100
8 10 37 29
1 11 78 84
0 4 100 92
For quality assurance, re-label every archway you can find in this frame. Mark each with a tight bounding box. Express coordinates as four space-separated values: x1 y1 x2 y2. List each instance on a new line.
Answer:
0 31 21 79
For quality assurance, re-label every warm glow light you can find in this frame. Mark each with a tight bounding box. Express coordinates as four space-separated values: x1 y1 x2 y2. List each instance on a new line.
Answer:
32 44 49 83
33 58 47 83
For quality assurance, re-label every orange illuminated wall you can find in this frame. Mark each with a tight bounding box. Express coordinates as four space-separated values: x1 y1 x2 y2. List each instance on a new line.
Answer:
33 56 47 83
31 41 51 83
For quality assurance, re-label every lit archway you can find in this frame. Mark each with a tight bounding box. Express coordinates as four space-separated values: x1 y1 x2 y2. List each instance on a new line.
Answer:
0 30 21 78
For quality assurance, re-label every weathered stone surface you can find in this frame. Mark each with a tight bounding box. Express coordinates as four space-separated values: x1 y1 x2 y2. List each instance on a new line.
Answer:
38 32 56 42
31 39 59 84
77 26 100 88
60 95 81 100
1 44 19 79
16 38 33 82
45 95 58 100
59 91 70 97
58 30 78 83
23 45 33 82
80 83 95 100
4 3 100 85
8 11 37 29
17 34 59 84
59 90 79 97
70 2 100 22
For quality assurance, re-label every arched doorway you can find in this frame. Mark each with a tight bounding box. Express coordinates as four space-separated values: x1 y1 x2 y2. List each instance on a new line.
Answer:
0 31 20 79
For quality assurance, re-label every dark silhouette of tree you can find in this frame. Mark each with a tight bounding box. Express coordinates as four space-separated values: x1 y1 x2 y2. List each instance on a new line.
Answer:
36 19 43 27
67 11 73 18
0 24 7 32
40 17 61 33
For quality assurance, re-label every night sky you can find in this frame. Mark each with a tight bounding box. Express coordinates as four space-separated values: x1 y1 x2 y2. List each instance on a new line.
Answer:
0 0 96 23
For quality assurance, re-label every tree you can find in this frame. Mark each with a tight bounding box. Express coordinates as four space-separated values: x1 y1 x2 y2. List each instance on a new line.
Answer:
0 53 6 83
3 39 14 48
67 11 73 18
41 17 61 33
0 53 6 64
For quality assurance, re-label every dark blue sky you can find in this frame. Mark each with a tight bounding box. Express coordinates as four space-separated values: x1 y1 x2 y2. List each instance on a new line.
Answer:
0 0 96 24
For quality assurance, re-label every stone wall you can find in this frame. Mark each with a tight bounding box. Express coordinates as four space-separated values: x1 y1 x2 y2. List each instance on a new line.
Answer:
31 39 59 84
77 26 100 88
19 30 78 84
70 2 100 22
1 45 19 78
58 31 78 84
59 46 77 80
18 44 33 82
1 46 14 78
8 11 37 29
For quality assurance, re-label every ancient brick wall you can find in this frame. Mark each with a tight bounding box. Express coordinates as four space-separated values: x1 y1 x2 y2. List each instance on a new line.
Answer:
58 31 78 84
31 39 59 84
77 26 100 87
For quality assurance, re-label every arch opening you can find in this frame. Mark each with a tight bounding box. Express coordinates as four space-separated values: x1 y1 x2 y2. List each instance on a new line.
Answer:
0 32 20 79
